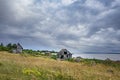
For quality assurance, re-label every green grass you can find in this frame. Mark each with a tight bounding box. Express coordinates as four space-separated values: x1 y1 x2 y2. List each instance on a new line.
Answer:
80 58 120 69
0 51 120 80
0 61 74 80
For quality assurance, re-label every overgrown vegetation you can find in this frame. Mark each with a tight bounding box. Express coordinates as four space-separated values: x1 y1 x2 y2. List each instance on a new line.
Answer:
80 58 120 69
0 43 57 58
0 51 120 80
23 49 57 60
0 43 17 52
0 43 120 80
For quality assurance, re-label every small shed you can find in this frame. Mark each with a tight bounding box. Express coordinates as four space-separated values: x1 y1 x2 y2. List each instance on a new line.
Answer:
45 52 52 56
74 56 83 62
57 49 72 60
12 43 23 53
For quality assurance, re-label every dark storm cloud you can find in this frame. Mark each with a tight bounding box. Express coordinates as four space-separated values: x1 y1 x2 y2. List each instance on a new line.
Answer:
0 0 120 53
0 0 13 23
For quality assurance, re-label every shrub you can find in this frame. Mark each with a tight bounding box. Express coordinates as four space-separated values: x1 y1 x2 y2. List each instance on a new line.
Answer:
22 68 41 76
51 55 57 60
67 58 75 62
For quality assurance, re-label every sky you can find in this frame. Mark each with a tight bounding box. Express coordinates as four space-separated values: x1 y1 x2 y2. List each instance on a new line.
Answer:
0 0 120 54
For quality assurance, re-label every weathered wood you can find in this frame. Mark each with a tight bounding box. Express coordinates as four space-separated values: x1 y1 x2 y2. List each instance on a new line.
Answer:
57 49 72 60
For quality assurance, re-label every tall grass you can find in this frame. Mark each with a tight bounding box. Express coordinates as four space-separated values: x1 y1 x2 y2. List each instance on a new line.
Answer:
80 58 120 69
0 51 120 80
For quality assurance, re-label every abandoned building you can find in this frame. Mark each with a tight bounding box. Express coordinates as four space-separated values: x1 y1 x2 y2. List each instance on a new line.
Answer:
12 43 23 53
44 52 52 56
57 49 72 60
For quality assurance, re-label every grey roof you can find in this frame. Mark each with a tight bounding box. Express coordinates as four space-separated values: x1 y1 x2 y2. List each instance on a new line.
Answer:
17 43 23 49
57 49 72 59
58 49 72 55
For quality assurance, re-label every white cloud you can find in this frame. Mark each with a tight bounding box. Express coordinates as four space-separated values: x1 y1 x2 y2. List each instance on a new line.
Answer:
82 28 120 46
111 0 120 7
61 0 77 6
12 0 35 21
85 0 106 11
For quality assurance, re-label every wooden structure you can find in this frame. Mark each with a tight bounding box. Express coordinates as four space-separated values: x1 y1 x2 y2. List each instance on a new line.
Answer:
12 43 23 53
57 49 72 60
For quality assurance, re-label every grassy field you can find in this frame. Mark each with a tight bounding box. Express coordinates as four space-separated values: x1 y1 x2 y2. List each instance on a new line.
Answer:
0 51 120 80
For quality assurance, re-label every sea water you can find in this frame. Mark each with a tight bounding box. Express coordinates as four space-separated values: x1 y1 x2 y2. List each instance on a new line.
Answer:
73 54 120 61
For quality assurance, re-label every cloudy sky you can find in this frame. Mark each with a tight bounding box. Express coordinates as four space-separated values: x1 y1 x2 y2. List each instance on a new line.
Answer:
0 0 120 54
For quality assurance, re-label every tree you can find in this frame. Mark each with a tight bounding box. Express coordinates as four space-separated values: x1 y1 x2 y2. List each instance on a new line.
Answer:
0 43 4 51
12 44 17 49
6 43 12 50
0 43 3 51
0 43 3 47
0 43 7 51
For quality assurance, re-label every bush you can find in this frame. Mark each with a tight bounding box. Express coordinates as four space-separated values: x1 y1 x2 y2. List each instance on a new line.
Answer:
67 58 75 62
51 55 57 60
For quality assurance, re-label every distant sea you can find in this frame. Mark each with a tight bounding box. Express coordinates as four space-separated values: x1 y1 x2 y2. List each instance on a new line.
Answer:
73 53 120 61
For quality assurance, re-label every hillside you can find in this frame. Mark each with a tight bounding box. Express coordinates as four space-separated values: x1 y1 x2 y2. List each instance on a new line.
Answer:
0 51 120 80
